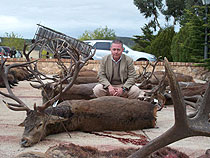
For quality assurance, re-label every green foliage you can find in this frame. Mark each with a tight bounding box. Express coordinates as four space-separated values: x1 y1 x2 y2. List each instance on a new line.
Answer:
171 26 190 62
133 0 163 30
133 0 203 30
171 5 209 62
1 32 25 51
163 0 186 22
149 26 175 61
41 50 54 59
132 24 155 51
79 26 116 40
133 2 210 64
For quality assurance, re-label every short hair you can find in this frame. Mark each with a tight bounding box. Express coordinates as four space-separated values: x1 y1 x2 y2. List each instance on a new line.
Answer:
111 39 123 48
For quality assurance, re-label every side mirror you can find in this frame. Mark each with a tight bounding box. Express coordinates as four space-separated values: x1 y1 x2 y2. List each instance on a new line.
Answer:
124 50 129 54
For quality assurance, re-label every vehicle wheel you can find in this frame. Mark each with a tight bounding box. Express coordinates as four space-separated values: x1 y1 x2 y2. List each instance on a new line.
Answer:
137 58 148 61
44 38 76 60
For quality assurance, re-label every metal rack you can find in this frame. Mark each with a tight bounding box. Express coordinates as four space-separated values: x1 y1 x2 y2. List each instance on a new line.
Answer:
34 24 94 59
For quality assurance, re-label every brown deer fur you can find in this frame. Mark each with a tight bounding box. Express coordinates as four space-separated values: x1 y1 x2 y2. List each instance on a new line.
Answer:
78 68 98 77
42 83 97 103
148 71 194 85
181 82 208 96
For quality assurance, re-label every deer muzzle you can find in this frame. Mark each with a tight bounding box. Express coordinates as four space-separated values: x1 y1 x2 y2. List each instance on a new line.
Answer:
20 137 32 147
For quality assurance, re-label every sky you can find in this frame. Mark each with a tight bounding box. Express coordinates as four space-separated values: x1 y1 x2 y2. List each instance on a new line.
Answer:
0 0 166 39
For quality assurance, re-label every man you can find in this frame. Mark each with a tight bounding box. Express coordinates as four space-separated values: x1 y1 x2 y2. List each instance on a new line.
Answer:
10 47 16 58
93 39 140 99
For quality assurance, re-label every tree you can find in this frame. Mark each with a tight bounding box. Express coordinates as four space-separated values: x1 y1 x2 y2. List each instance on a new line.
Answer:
1 32 25 51
149 26 175 61
132 24 155 52
79 26 116 40
133 0 203 30
170 25 193 62
171 5 209 62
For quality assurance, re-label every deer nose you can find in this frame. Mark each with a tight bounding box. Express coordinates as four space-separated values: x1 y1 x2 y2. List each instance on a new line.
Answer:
20 138 29 147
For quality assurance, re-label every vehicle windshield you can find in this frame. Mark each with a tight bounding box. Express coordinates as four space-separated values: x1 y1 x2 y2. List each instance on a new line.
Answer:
0 47 6 56
2 47 10 56
93 42 111 50
2 47 10 53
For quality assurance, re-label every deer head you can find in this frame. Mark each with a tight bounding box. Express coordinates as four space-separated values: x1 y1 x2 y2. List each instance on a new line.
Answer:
19 109 48 147
18 108 69 147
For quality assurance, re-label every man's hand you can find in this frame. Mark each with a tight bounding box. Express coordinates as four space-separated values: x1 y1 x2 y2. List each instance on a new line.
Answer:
113 87 123 96
108 85 116 96
108 85 123 96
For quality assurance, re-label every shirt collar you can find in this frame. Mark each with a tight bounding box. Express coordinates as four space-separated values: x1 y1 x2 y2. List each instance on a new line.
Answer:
111 55 122 64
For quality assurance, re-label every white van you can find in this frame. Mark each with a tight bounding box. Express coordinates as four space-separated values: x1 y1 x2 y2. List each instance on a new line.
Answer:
84 40 156 61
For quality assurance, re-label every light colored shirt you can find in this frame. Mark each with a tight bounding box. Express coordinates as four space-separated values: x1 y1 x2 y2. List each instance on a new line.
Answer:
111 55 122 64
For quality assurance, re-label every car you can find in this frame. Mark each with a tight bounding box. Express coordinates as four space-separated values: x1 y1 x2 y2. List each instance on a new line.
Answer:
1 46 11 57
1 46 23 58
83 40 157 61
0 46 10 58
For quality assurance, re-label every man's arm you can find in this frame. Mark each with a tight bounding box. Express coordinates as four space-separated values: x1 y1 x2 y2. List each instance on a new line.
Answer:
123 59 136 90
97 58 111 89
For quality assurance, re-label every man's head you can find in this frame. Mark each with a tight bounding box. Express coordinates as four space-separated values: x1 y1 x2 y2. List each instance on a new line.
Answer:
110 39 124 61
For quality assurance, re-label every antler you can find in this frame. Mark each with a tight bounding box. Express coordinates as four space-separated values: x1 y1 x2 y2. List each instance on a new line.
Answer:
128 57 210 158
23 42 58 86
137 57 167 110
25 25 95 111
0 56 33 112
137 56 163 87
1 25 95 114
35 43 95 112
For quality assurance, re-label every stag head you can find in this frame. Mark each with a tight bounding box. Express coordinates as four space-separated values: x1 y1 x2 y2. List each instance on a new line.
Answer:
20 110 48 147
19 108 68 147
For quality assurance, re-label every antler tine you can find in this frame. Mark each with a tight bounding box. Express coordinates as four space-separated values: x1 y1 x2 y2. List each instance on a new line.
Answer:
192 82 210 134
147 56 163 80
78 47 96 64
33 61 58 82
23 40 44 60
193 80 210 119
201 82 210 115
0 60 30 112
137 57 162 88
2 100 29 111
36 48 89 112
23 43 49 89
1 55 7 68
164 57 188 125
141 61 150 78
0 91 28 110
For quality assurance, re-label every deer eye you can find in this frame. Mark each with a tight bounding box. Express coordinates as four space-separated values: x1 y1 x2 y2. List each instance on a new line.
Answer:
37 123 43 129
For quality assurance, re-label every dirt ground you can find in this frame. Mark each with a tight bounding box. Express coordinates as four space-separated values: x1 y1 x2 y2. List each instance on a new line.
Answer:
0 80 209 158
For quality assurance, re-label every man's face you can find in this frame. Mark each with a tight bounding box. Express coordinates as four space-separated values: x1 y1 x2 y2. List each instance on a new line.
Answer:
110 43 124 61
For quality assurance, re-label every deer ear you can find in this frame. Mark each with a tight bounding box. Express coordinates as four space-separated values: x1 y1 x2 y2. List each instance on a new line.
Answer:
18 122 25 127
33 103 37 111
48 115 68 124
